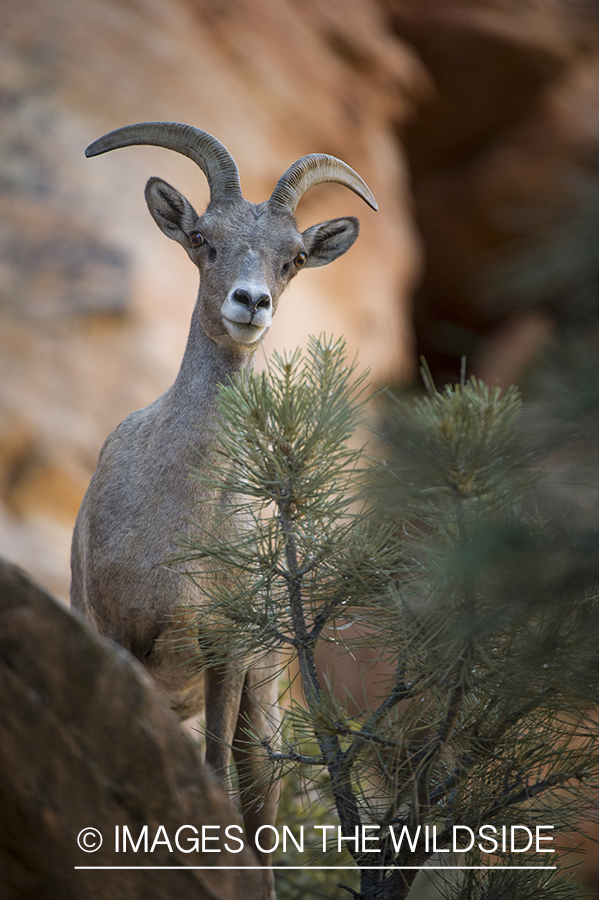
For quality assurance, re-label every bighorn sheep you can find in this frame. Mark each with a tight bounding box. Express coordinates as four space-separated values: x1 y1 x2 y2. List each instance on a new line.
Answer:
70 121 377 878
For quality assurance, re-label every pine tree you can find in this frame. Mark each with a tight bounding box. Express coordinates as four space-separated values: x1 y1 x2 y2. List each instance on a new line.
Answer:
175 336 599 900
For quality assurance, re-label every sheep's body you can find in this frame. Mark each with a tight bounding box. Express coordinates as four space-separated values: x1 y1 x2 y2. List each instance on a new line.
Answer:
72 321 234 714
70 122 376 895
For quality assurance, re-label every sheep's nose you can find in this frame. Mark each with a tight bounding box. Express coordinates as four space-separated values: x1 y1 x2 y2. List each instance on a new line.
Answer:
233 288 271 312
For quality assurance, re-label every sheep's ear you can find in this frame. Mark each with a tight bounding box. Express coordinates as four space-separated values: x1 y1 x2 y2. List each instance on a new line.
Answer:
301 216 359 268
145 177 199 245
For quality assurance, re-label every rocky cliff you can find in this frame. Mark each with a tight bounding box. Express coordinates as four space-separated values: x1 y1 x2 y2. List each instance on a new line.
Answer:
0 557 271 900
1 0 598 631
0 0 427 597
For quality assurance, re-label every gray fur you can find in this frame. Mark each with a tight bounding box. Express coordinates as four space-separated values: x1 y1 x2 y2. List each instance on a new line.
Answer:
71 125 375 887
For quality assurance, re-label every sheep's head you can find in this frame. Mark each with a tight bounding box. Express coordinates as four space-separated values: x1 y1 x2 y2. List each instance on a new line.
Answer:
86 122 377 350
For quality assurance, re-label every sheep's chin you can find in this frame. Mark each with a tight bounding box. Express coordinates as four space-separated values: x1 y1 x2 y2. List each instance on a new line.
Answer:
223 318 266 345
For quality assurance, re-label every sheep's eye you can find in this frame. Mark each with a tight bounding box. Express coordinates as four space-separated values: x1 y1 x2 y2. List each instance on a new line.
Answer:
294 252 307 269
189 231 205 249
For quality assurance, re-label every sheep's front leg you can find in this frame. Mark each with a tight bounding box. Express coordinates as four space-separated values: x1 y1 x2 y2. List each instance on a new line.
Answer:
204 665 246 781
232 662 280 883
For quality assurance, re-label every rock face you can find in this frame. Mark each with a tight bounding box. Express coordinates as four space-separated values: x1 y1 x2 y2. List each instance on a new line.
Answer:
0 557 270 900
3 0 599 601
382 0 599 385
0 0 426 599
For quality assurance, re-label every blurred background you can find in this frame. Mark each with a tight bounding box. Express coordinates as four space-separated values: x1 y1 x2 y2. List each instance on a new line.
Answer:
3 0 599 598
2 0 599 892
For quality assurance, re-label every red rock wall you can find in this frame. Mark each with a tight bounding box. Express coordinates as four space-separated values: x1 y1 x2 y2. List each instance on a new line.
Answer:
0 0 426 597
382 0 599 386
1 0 599 642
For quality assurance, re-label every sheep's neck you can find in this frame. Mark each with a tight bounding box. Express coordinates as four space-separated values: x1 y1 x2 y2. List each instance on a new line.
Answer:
171 306 255 413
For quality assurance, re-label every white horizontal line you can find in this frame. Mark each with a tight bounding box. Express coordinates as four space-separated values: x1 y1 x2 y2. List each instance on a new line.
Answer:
75 865 557 871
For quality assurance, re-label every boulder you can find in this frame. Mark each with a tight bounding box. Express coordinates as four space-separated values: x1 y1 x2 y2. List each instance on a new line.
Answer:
0 557 270 900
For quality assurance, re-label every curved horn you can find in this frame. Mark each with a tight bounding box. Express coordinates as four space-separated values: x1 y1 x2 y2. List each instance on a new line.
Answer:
269 154 378 213
85 122 242 202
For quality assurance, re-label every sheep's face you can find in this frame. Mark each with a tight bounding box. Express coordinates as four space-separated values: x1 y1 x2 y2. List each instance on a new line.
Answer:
189 201 306 347
145 177 359 350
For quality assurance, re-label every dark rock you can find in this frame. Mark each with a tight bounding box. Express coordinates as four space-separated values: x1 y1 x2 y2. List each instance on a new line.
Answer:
0 557 270 900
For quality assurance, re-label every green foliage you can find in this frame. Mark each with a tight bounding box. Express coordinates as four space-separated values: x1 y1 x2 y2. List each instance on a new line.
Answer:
373 374 599 698
272 768 359 900
178 336 599 900
177 336 393 659
442 868 586 900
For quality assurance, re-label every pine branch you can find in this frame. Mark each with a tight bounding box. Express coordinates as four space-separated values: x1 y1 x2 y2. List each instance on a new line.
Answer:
343 662 421 774
274 554 324 584
278 495 364 849
176 339 599 900
476 770 587 822
426 690 559 809
261 740 325 766
427 769 587 853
